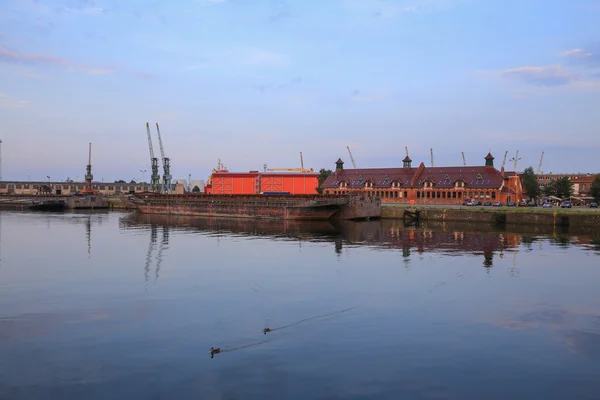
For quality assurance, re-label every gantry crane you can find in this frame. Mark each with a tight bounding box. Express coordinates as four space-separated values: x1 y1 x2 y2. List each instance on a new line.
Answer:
145 122 161 192
155 123 172 193
537 151 544 175
461 152 466 166
346 146 357 169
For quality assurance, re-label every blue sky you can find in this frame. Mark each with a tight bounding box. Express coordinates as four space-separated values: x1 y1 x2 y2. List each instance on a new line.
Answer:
1 0 599 182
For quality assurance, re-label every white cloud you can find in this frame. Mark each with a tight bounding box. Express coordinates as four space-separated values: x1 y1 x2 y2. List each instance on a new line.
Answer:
0 92 27 109
500 65 577 86
559 49 593 57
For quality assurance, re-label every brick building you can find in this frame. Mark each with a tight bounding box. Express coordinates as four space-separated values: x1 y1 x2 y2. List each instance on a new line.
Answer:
320 153 522 204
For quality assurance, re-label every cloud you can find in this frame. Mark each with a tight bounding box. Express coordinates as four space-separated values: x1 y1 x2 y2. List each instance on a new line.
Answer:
0 93 28 109
0 48 71 67
501 65 577 86
242 51 287 66
0 47 116 75
559 47 600 67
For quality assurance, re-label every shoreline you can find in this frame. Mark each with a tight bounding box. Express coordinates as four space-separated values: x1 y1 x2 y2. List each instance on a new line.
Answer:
382 205 600 228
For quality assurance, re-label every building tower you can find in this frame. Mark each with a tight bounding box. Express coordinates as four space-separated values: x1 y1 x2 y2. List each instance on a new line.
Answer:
403 155 412 169
485 152 494 168
335 158 344 171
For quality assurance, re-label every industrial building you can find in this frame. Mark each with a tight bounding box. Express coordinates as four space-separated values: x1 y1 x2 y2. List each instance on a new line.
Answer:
320 152 523 204
205 171 319 195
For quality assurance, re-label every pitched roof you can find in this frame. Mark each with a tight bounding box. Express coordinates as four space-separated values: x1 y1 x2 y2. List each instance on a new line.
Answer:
418 166 504 189
485 153 494 160
322 168 417 189
402 156 412 162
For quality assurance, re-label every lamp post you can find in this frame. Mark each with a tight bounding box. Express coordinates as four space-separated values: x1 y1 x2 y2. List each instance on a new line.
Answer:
140 169 147 183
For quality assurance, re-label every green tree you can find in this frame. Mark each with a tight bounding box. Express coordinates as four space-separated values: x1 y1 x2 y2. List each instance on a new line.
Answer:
317 168 333 194
522 166 540 200
590 174 600 202
556 177 574 199
114 180 126 184
543 180 557 197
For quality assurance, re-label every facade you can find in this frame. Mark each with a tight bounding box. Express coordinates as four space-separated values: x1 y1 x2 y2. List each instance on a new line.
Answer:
320 153 522 204
0 181 185 196
205 171 319 195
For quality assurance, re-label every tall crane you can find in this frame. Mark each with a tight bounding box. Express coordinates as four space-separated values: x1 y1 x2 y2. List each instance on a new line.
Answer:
145 122 161 192
84 142 94 193
461 152 466 166
346 146 357 169
155 123 172 193
510 150 521 173
537 151 544 175
300 152 304 170
501 151 508 170
430 148 434 167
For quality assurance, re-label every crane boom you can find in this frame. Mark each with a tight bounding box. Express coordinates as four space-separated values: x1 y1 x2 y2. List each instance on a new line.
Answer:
146 122 161 192
501 151 508 170
300 152 304 170
430 148 434 167
537 151 544 175
513 150 519 172
346 146 357 169
461 152 466 166
155 122 172 193
405 146 409 157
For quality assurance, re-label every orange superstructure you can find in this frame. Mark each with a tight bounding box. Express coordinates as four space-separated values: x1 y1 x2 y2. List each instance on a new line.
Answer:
205 170 319 195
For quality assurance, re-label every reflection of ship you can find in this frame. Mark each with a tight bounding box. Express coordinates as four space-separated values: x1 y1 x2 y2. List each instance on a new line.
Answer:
129 193 381 221
120 212 340 240
65 143 108 210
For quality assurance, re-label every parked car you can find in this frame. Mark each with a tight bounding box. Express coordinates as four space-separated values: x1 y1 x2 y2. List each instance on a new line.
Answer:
506 202 516 207
471 200 481 206
527 201 537 207
462 198 472 206
519 200 528 207
590 202 598 208
492 201 502 207
561 201 572 208
483 201 492 206
542 202 552 208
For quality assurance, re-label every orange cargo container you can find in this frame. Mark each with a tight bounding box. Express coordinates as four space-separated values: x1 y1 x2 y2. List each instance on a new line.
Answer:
260 173 319 195
210 172 259 195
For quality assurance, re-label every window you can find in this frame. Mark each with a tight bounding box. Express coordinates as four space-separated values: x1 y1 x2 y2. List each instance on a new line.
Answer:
470 180 474 184
442 192 446 198
475 180 479 185
476 173 483 179
458 192 462 198
358 175 363 180
491 192 496 200
487 180 491 184
404 191 408 198
444 174 450 179
384 175 389 180
426 192 431 198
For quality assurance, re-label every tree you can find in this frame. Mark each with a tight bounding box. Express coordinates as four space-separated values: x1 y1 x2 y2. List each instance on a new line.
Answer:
590 174 600 202
556 177 574 199
522 166 540 200
130 179 137 184
114 180 126 184
317 168 333 194
543 180 557 198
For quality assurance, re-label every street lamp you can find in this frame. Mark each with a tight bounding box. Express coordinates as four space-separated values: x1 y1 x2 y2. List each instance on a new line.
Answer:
140 169 147 183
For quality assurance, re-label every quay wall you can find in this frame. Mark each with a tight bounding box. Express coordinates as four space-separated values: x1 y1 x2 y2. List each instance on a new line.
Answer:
382 207 600 227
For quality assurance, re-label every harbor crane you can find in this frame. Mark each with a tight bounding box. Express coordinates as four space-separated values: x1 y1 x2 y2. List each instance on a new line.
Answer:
461 152 466 166
501 151 508 170
265 152 313 172
84 142 94 193
430 148 434 167
510 150 521 173
145 122 161 192
346 146 357 169
300 152 304 170
155 123 172 193
537 151 544 175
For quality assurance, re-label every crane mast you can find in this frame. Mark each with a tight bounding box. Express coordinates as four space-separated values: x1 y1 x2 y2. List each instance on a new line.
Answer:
346 146 357 169
513 150 519 172
146 122 161 192
537 151 544 175
84 142 93 192
430 148 434 167
155 123 172 193
461 152 466 166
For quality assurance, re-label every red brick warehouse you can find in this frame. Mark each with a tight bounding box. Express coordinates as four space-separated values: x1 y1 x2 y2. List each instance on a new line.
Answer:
320 152 522 204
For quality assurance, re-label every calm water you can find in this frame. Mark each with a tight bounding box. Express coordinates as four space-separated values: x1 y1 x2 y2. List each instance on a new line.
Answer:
1 211 600 400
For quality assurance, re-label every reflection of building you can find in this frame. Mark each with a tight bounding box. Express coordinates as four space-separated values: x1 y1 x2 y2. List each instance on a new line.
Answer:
320 153 523 204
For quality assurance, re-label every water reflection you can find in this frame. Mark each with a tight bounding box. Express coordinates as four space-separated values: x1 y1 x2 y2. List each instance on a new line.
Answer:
143 224 169 284
119 213 600 272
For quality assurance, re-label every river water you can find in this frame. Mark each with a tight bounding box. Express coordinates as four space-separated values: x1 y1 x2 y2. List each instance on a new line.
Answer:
0 211 599 399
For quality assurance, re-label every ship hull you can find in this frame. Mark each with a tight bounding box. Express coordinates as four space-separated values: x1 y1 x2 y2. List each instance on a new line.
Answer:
132 194 381 221
65 194 109 209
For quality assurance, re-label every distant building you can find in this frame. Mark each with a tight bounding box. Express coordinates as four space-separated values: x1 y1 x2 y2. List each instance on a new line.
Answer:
0 181 152 196
320 152 522 204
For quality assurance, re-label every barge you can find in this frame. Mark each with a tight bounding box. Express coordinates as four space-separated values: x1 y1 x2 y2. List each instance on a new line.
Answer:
129 193 381 221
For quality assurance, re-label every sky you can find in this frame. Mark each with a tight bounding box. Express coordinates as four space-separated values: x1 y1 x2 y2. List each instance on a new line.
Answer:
1 0 600 183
